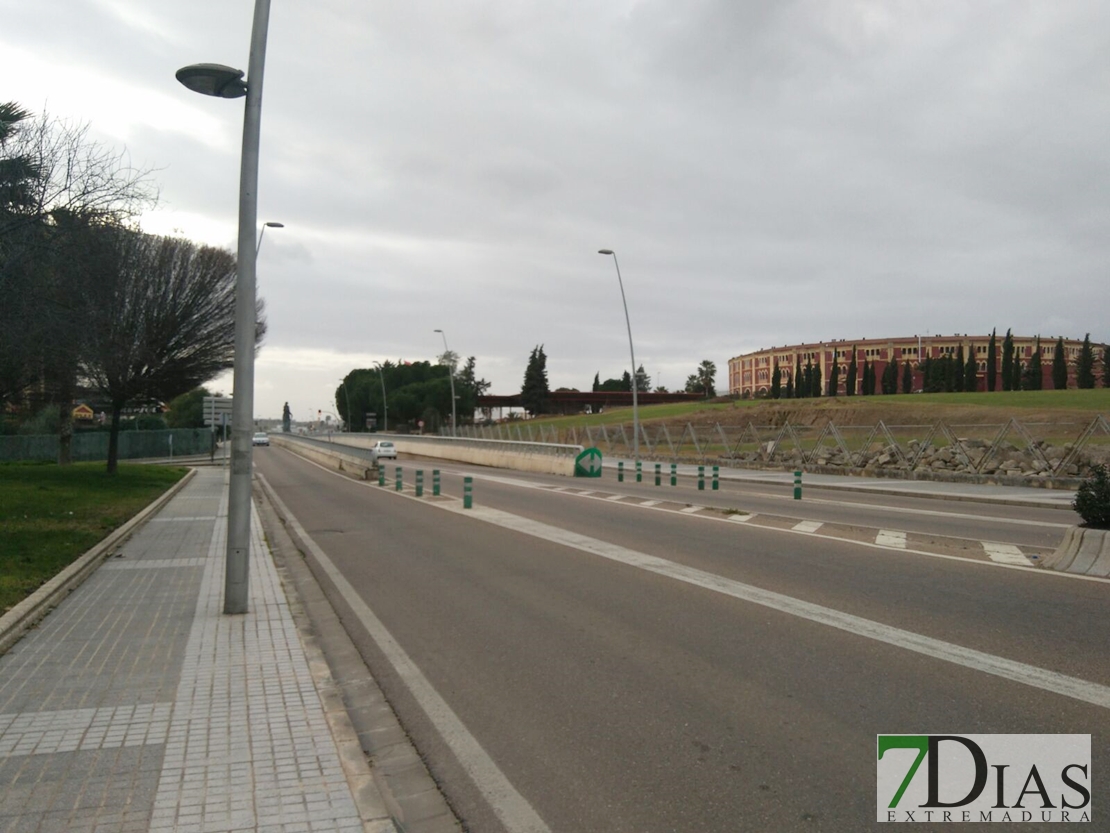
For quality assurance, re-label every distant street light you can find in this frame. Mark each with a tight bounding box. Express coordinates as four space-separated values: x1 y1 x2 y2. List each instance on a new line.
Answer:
434 329 457 437
598 249 639 463
176 0 273 615
340 378 352 432
256 220 283 253
372 361 388 431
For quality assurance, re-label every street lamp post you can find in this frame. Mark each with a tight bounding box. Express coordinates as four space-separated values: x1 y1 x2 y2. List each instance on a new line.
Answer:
598 249 639 463
433 329 457 437
372 361 388 431
256 220 283 252
340 378 352 432
176 0 272 615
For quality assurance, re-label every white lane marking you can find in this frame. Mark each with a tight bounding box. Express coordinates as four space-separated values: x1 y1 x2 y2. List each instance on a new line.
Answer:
577 491 594 497
279 446 1105 583
728 514 755 523
876 530 907 549
639 500 661 507
430 502 1110 711
680 506 703 514
605 494 624 501
259 474 552 833
792 520 823 533
984 542 1036 566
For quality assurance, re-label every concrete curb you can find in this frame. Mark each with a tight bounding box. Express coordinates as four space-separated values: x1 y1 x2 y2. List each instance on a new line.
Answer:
0 466 198 657
1044 526 1110 577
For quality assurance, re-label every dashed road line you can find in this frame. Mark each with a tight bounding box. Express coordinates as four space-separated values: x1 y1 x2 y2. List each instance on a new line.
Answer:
792 520 824 533
728 514 755 523
876 530 907 549
983 542 1036 566
639 500 661 507
680 506 703 514
605 494 624 502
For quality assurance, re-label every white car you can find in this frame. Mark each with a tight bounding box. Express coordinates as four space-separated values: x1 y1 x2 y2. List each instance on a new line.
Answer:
369 440 396 462
252 432 270 446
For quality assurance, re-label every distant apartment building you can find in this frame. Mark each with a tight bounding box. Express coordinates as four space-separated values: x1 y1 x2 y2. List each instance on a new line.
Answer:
728 334 1105 398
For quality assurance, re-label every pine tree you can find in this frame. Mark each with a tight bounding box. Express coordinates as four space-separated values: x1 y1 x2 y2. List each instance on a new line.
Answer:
987 329 997 392
771 360 781 399
846 347 857 396
964 345 978 392
1077 334 1095 388
1001 330 1013 391
520 345 550 416
902 360 913 394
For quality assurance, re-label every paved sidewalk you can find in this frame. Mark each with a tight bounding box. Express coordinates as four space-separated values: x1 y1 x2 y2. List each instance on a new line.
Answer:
0 467 393 833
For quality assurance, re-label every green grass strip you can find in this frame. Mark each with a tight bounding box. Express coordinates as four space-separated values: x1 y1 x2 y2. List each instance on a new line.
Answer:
0 462 187 613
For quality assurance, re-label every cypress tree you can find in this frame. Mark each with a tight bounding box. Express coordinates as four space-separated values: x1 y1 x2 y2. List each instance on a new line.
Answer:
1010 342 1022 391
1022 336 1042 390
860 359 870 395
813 363 822 398
592 372 600 392
785 370 794 399
987 329 997 392
902 360 913 394
795 356 804 398
1103 345 1110 388
846 347 857 396
1001 329 1013 391
828 360 839 396
771 360 781 399
964 345 978 391
1077 334 1095 388
954 345 965 392
1051 337 1067 389
802 359 813 398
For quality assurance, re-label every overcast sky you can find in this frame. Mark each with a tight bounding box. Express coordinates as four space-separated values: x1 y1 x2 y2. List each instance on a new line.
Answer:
3 1 1107 419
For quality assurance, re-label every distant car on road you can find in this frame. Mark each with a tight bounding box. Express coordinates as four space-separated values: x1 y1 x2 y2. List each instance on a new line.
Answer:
252 432 270 446
369 440 396 462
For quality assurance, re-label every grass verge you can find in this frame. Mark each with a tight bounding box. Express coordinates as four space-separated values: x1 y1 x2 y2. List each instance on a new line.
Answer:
0 462 187 613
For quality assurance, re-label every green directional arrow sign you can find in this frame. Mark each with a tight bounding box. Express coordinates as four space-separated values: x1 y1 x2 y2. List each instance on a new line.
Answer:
575 447 603 478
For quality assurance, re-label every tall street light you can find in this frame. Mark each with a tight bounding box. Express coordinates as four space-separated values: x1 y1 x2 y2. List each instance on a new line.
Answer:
433 329 457 437
372 361 388 431
176 0 272 615
256 220 283 252
598 249 639 462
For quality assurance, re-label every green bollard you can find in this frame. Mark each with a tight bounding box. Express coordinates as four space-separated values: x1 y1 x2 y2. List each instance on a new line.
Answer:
395 466 402 492
794 470 802 500
712 465 719 491
463 476 473 509
697 465 705 491
378 465 385 487
416 470 424 497
654 463 661 486
670 463 677 486
636 460 642 482
433 469 440 496
618 461 624 483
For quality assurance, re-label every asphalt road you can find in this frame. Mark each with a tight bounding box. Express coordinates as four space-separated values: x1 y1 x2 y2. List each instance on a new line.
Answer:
255 446 1107 832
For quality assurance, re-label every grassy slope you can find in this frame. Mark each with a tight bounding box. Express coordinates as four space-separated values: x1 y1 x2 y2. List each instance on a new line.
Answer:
524 389 1110 430
0 462 187 612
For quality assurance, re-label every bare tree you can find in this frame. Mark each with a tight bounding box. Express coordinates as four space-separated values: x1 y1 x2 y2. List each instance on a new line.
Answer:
1 104 156 462
79 229 266 473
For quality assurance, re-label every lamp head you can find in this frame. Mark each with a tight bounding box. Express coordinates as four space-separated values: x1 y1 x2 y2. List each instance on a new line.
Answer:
175 63 247 98
598 249 614 255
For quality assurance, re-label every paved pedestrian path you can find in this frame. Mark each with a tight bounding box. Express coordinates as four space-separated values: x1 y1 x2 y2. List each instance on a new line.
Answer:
0 467 393 833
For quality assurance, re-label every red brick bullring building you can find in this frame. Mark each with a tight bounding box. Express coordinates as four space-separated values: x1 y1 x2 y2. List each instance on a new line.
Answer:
728 334 1106 398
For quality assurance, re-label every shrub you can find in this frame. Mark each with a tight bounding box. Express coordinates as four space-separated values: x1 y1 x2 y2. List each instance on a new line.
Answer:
1073 464 1110 528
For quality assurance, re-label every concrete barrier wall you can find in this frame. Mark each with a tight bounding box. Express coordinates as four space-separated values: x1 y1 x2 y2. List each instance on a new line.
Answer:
281 433 579 477
270 435 377 479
